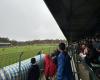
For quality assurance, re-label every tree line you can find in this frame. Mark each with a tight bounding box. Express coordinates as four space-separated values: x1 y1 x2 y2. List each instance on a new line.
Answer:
0 37 66 46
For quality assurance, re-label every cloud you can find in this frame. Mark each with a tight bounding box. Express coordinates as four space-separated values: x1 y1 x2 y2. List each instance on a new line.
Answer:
0 0 65 41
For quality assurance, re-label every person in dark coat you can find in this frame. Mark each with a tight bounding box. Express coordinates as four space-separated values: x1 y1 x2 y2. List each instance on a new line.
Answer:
51 49 60 68
28 58 40 80
57 43 73 80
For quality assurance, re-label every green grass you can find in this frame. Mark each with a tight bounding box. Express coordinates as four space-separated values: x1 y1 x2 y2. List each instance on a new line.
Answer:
0 44 57 68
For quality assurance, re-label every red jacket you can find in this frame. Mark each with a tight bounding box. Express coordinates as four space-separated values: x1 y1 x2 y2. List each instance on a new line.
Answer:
44 54 56 77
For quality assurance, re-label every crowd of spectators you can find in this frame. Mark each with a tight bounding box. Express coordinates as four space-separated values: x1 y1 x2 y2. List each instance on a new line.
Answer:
77 34 100 79
78 36 100 66
28 43 74 80
27 34 100 80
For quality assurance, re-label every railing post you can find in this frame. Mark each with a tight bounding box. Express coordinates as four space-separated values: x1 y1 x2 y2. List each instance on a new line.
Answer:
19 52 23 80
40 51 42 80
37 51 42 80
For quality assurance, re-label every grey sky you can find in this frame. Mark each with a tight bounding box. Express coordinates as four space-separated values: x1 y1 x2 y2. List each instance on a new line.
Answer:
0 0 66 41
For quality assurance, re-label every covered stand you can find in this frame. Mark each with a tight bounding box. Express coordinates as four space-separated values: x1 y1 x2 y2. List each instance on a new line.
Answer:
44 0 100 42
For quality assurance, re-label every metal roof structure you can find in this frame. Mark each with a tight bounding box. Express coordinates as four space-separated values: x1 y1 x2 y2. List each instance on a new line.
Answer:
44 0 100 42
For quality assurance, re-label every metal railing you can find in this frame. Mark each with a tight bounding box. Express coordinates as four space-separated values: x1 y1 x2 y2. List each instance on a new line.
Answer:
69 44 97 80
0 45 57 80
0 54 45 80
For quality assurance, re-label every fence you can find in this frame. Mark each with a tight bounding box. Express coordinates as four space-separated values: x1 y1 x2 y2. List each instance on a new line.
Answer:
0 44 57 80
0 54 45 80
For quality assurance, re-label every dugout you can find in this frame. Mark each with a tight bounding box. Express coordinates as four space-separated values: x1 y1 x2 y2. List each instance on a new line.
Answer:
0 43 11 48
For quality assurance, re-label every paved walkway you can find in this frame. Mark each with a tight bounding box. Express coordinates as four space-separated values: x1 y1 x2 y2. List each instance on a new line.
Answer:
78 63 90 80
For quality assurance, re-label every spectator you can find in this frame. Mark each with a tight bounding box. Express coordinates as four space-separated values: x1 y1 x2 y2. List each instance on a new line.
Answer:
92 38 100 63
85 43 94 67
28 58 40 80
79 44 87 60
51 49 60 67
44 54 56 80
57 43 73 80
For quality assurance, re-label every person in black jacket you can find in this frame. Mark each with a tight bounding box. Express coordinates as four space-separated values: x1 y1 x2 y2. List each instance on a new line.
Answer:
28 58 40 80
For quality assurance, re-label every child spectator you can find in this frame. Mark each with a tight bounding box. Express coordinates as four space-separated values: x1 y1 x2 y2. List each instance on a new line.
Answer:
28 58 40 80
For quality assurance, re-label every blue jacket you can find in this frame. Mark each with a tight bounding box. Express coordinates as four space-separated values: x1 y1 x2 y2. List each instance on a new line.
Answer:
57 52 73 80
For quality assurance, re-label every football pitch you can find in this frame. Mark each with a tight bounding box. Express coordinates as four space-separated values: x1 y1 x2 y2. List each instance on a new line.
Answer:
0 44 57 68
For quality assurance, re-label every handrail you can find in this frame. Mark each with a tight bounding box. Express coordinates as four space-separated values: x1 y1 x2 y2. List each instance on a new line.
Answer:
71 56 79 80
69 44 97 80
85 64 96 80
68 47 79 80
0 54 45 80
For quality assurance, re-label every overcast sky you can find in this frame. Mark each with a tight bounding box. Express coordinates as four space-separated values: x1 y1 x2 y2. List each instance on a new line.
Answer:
0 0 66 41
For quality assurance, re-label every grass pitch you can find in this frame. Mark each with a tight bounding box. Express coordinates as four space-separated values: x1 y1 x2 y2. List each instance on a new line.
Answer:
0 44 57 68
